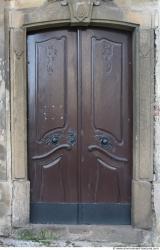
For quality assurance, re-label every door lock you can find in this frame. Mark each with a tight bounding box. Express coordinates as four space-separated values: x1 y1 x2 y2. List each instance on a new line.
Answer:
67 130 77 146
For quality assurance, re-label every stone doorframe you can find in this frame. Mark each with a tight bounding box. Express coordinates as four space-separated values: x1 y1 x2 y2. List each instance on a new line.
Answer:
8 0 154 229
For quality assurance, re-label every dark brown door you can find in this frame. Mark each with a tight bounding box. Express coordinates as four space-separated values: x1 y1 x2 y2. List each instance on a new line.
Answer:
27 28 132 224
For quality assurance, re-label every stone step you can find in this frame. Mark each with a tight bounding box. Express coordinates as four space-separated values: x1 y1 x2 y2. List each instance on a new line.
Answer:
10 224 152 246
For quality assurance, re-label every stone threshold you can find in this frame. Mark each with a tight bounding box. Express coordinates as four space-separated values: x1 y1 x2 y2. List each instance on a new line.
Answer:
4 224 152 247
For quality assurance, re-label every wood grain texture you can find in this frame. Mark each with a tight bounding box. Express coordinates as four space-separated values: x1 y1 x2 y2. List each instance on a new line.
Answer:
27 27 132 222
28 29 78 203
81 28 132 203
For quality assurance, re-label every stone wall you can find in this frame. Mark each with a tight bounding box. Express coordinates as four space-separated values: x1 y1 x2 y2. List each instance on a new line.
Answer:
154 1 160 244
0 0 6 181
0 0 160 244
0 0 12 236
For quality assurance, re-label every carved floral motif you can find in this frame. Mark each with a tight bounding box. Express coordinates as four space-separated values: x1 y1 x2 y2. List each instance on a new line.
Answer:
47 0 113 24
46 45 57 74
102 41 113 74
38 129 77 146
77 5 87 19
60 0 101 23
39 132 61 145
14 49 24 60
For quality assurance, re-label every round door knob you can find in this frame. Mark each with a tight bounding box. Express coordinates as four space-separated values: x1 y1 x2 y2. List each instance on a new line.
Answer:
52 137 58 144
101 137 109 146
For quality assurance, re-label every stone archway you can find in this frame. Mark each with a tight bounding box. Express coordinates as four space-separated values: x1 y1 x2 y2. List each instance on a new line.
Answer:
8 0 154 229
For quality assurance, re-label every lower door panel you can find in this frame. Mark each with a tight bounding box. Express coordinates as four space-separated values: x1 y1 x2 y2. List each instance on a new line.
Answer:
30 203 131 224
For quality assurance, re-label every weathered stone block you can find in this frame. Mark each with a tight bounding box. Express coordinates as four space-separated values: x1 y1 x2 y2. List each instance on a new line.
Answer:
10 28 27 179
125 11 152 28
154 182 160 232
138 29 154 181
15 0 45 9
68 225 144 244
12 180 30 227
132 180 152 229
0 182 12 236
0 57 6 180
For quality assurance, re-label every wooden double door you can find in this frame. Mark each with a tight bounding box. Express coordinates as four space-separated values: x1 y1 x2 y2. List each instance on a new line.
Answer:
27 28 132 224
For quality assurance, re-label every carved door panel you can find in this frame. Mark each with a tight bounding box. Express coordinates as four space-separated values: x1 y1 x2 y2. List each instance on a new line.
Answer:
27 29 78 223
28 28 132 224
80 29 132 223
